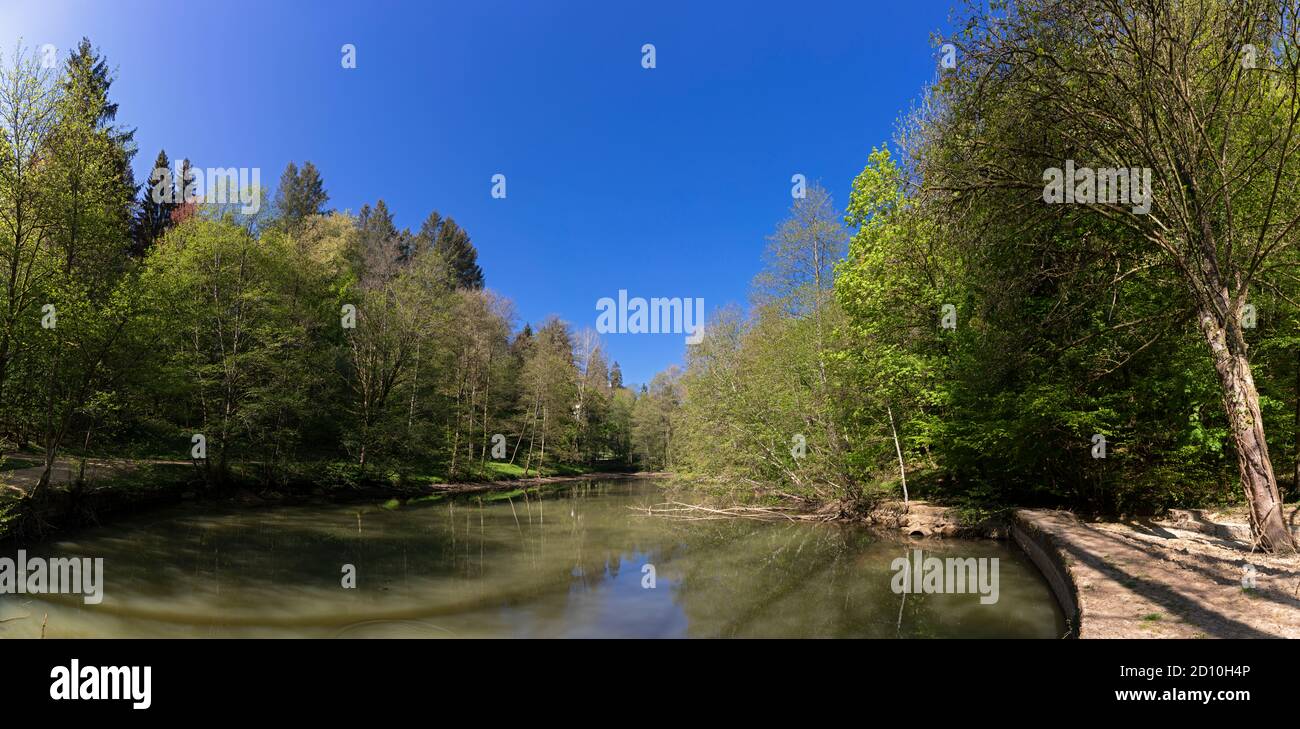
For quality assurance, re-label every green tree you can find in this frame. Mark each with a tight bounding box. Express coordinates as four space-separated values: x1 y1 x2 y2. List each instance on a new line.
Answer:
928 0 1300 551
134 149 176 254
273 161 329 231
416 211 483 289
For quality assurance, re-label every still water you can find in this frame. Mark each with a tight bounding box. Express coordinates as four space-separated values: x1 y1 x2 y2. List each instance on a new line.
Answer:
0 478 1065 638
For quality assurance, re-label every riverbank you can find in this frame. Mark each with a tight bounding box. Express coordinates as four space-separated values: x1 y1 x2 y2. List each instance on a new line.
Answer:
865 498 1300 638
0 453 665 545
1012 507 1300 638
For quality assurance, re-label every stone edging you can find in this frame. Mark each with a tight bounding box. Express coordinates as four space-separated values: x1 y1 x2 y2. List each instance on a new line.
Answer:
1010 510 1082 638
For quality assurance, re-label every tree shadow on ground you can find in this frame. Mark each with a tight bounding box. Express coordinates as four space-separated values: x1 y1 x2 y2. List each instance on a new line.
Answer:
1050 521 1282 638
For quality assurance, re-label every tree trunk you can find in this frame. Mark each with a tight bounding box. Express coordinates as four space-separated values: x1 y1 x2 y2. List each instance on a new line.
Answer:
538 405 547 476
407 340 420 436
1199 309 1295 553
1293 347 1300 502
887 403 908 505
481 362 491 465
32 448 56 499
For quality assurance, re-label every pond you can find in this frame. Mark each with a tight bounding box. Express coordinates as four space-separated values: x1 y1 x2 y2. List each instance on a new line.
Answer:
0 478 1065 638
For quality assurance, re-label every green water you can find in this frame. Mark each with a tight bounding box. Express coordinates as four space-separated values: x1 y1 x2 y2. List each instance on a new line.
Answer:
0 478 1065 638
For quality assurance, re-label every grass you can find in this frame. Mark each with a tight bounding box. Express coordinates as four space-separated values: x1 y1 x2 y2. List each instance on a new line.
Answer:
407 459 603 485
93 462 196 493
474 462 532 479
406 493 446 505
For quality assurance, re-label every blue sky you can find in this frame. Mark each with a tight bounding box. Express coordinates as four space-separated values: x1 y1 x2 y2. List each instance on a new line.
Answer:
3 0 955 386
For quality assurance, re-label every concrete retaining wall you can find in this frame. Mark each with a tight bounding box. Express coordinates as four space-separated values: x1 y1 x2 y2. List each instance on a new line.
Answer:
1010 510 1082 638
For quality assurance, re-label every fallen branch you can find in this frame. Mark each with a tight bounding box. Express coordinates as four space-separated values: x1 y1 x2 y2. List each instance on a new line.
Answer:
630 501 830 522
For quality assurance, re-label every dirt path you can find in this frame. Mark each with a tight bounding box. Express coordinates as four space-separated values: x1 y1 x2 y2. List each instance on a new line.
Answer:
1 455 190 495
1016 507 1300 638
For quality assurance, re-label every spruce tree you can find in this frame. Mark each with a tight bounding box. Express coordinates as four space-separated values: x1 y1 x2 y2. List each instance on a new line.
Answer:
435 218 484 289
359 200 398 243
60 38 137 252
413 211 484 289
274 160 330 230
133 149 176 254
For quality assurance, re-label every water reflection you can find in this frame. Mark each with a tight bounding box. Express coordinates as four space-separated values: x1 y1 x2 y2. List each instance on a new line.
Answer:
0 479 1064 638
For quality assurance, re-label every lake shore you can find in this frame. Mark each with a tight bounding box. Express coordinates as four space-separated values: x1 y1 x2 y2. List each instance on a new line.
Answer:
0 454 667 545
9 459 1297 640
865 498 1300 639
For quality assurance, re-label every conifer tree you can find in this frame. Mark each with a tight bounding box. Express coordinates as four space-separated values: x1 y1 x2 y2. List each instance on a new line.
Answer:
274 160 330 230
133 149 176 254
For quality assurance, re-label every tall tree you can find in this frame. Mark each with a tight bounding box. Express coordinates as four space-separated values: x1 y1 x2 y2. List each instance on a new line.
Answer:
60 38 135 199
0 46 60 443
274 160 329 231
932 0 1300 551
416 211 483 289
356 199 400 269
133 148 176 254
27 36 139 491
610 361 623 390
517 317 578 472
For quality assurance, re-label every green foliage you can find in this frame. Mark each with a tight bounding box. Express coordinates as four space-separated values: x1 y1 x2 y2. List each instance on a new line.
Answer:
417 212 484 289
673 185 865 505
0 487 20 539
273 161 329 231
0 38 643 504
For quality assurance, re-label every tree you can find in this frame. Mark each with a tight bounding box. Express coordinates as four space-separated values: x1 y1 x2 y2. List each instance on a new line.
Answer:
632 367 682 470
441 289 512 476
274 161 329 231
340 224 454 470
574 328 611 461
0 45 60 428
356 199 399 268
672 186 862 505
133 149 176 254
837 147 951 504
416 211 484 289
170 158 199 225
517 317 578 473
929 0 1300 552
141 217 304 488
59 38 135 207
25 38 138 495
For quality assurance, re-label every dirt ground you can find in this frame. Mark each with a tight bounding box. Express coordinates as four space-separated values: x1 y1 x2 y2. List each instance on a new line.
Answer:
1017 505 1300 638
1 455 164 496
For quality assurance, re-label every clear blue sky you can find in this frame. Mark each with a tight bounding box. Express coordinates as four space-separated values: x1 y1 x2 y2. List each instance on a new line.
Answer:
3 0 955 386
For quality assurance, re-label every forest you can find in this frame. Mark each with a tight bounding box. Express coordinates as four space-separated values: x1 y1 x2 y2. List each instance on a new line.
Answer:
657 0 1300 554
5 0 1300 558
0 38 681 539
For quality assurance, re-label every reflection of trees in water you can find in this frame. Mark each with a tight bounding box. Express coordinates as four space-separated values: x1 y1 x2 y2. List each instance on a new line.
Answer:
661 524 1061 638
29 504 425 602
30 480 1062 638
663 520 888 637
425 481 659 604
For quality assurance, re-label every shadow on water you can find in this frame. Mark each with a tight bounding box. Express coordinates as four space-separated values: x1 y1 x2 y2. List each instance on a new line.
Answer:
0 479 1065 638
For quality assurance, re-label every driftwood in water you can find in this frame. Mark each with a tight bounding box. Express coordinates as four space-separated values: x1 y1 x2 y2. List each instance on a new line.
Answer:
630 501 831 522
